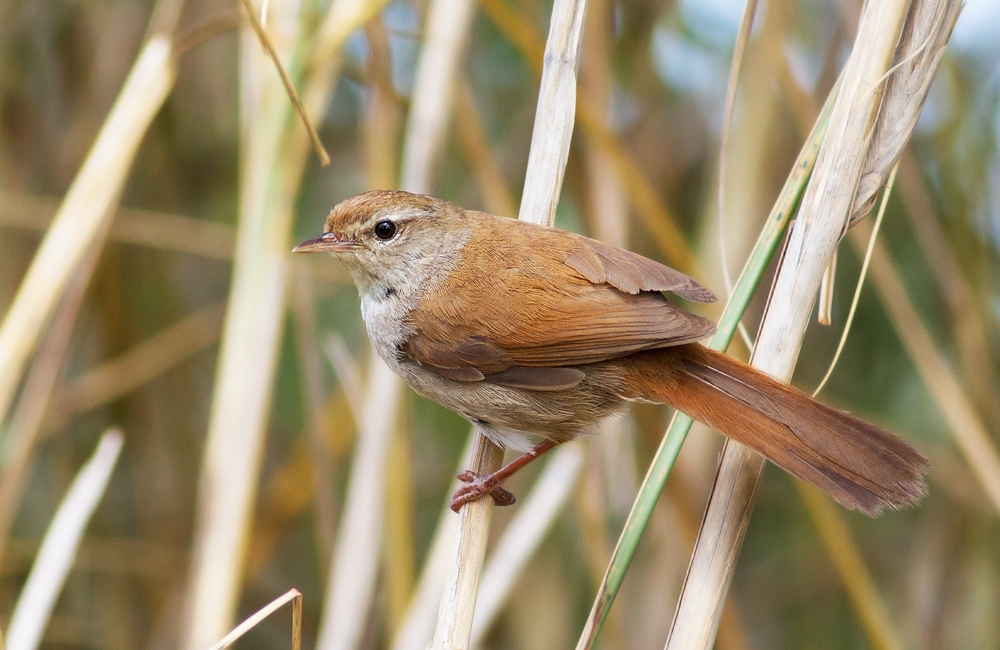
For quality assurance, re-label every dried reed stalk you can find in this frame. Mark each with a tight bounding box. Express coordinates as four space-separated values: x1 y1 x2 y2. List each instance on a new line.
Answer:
182 10 304 646
207 589 302 650
429 1 589 648
516 0 588 227
0 36 175 427
666 1 958 647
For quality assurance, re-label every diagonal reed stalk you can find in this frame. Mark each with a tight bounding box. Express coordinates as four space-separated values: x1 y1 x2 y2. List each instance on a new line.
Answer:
0 36 176 429
207 589 302 650
664 2 959 648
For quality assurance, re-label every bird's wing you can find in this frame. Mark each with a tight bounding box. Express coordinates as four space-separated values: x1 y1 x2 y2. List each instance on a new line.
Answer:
402 216 717 388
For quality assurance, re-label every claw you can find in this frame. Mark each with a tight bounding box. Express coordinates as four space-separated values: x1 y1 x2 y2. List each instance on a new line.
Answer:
449 471 516 512
447 440 561 513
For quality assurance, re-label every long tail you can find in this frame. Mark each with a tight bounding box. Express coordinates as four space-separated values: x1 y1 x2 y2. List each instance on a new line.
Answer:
621 344 928 516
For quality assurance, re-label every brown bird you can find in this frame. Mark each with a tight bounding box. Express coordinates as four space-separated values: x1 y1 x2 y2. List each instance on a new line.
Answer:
294 190 927 516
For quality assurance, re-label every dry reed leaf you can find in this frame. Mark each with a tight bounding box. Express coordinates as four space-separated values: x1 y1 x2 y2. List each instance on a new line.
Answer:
5 430 123 650
850 0 961 223
813 165 897 397
238 0 330 166
206 588 301 650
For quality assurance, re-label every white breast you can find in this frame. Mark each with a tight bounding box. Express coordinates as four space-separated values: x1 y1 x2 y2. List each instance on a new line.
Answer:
360 288 415 367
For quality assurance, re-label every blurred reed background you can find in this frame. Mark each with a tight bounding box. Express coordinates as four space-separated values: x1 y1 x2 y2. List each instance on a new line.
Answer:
1 0 999 649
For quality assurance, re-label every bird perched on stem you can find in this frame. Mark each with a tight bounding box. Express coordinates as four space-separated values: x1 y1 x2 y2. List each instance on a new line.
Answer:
295 190 927 516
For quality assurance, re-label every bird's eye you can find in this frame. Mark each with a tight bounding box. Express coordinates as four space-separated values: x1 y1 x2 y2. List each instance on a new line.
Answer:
373 219 397 240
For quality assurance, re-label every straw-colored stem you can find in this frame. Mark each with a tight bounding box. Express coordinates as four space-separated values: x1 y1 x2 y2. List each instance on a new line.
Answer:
517 0 587 227
574 74 837 650
184 0 384 641
431 435 505 650
666 2 912 647
431 0 588 647
207 589 302 650
183 8 306 646
0 36 175 427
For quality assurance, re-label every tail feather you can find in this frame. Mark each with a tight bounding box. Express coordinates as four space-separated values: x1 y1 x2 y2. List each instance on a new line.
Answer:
623 345 928 516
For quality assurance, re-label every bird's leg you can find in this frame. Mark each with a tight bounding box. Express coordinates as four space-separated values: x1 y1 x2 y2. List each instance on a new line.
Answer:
450 439 561 513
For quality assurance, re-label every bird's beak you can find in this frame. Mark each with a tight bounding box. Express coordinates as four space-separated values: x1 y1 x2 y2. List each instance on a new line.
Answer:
292 232 353 254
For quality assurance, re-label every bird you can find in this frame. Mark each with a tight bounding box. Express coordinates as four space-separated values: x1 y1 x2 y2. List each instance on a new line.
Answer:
294 189 927 516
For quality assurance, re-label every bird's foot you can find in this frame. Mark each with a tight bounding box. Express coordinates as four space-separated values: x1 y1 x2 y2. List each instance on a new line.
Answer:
449 470 516 513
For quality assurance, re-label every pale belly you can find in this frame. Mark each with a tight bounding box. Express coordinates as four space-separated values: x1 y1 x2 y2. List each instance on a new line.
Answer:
360 289 630 449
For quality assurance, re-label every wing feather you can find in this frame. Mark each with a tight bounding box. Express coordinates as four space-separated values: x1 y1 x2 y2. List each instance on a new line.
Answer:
402 214 718 380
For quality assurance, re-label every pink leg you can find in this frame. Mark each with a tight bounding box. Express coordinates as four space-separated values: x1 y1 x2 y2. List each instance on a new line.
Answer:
449 439 561 513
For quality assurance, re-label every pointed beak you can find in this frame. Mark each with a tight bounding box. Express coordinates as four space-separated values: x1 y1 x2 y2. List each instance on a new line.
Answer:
292 232 354 254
